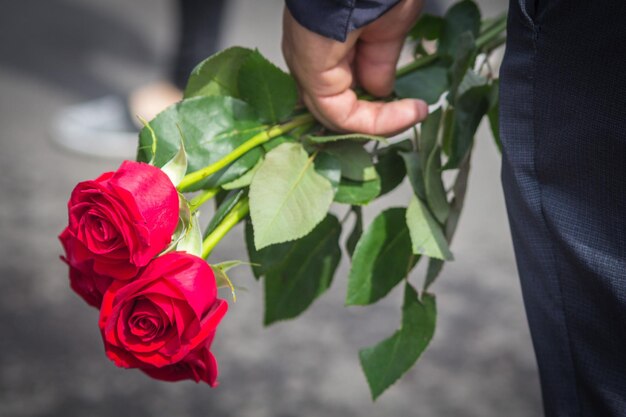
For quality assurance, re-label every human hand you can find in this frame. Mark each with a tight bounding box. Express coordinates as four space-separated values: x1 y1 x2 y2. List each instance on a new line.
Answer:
282 0 427 136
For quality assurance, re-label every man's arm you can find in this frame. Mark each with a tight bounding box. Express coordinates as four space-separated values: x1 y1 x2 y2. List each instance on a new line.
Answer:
283 0 427 136
285 0 402 42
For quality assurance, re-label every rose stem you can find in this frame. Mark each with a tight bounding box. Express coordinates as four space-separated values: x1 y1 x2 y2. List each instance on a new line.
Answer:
476 14 507 49
202 197 250 259
177 114 315 192
189 188 219 213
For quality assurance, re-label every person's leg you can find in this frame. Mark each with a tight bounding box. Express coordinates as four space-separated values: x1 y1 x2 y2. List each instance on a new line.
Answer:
129 0 227 122
170 0 226 90
500 0 626 415
54 0 227 159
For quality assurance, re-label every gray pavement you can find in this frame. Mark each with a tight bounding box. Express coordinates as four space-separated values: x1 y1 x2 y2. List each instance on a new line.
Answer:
0 0 542 416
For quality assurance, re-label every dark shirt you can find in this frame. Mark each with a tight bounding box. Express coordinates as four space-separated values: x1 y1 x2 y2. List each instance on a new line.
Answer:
285 0 400 41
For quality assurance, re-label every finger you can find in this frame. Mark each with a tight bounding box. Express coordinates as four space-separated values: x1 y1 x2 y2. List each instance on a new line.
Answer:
304 89 428 136
356 38 404 97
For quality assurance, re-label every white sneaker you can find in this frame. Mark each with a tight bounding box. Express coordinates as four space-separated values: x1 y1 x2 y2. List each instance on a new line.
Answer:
51 95 139 159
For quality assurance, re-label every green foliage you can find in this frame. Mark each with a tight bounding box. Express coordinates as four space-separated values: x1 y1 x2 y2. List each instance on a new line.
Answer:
307 133 387 144
424 147 450 224
334 177 381 205
443 84 490 169
360 284 436 400
400 151 426 199
132 4 507 400
244 218 270 279
488 80 502 152
249 142 334 249
419 108 442 167
448 32 477 102
176 213 203 257
346 208 418 306
438 0 481 58
406 196 453 260
457 69 488 98
423 258 445 291
324 141 378 182
204 189 245 238
160 134 188 187
409 14 444 41
395 63 449 104
314 152 341 193
262 215 342 324
263 134 296 152
184 46 254 99
441 108 456 157
211 260 250 302
137 96 264 190
221 157 263 190
238 50 298 123
346 206 363 258
376 140 411 196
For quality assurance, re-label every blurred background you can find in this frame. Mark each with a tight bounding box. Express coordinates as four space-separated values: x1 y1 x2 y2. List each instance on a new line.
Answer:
0 0 543 416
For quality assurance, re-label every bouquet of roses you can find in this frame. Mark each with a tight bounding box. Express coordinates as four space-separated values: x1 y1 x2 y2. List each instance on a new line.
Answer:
60 0 505 399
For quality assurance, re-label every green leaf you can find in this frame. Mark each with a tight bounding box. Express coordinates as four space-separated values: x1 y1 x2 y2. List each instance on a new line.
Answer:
314 152 341 193
324 141 377 182
161 193 192 255
399 151 426 200
263 134 296 153
307 133 387 144
137 96 264 190
238 50 298 123
423 258 445 292
346 208 418 306
138 116 158 165
334 177 381 205
221 157 263 190
424 147 450 224
441 108 455 157
263 215 342 324
346 205 363 258
376 138 414 155
245 217 271 279
447 32 477 103
457 69 488 98
443 84 490 169
445 153 471 242
419 109 442 168
409 14 444 41
212 260 256 302
376 141 410 196
184 46 254 99
204 189 245 238
359 284 436 400
176 213 203 257
395 63 449 104
160 132 188 187
438 0 481 58
249 142 334 249
488 80 501 152
406 196 453 260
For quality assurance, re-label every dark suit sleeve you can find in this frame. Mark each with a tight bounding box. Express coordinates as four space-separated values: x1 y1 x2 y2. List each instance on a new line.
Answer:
285 0 401 42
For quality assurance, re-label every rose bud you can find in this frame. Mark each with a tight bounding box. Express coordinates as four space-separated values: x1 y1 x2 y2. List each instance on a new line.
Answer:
99 252 228 371
62 160 179 280
60 227 113 307
141 336 220 387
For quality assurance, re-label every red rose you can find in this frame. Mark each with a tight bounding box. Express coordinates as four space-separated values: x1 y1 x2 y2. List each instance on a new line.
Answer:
63 160 179 280
142 336 220 386
99 252 228 370
60 228 112 307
